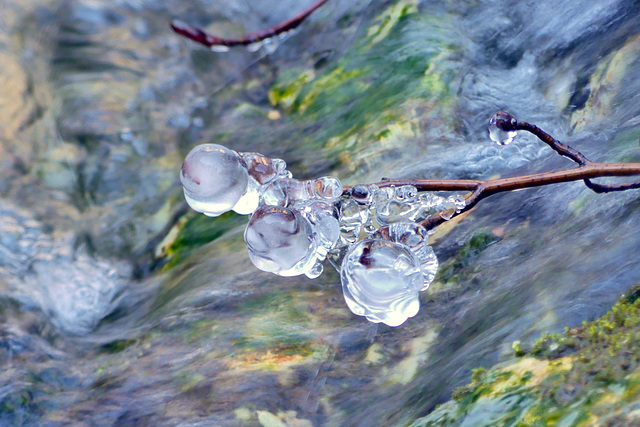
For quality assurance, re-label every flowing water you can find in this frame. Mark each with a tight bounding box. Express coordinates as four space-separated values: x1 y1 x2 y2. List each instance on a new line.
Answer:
1 0 640 425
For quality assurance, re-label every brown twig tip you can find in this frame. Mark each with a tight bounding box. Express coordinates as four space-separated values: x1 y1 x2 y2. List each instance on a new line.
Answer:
171 0 330 50
171 20 227 49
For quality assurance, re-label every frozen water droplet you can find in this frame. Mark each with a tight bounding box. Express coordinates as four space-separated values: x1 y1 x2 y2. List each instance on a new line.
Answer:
246 41 263 52
210 45 230 53
447 194 467 212
305 261 323 279
396 185 417 201
341 239 423 326
262 180 288 207
373 223 438 290
488 112 518 145
278 176 342 205
240 152 284 185
301 202 340 258
351 184 375 205
340 198 369 225
181 144 249 216
245 206 316 276
231 178 260 215
440 208 455 221
313 176 343 201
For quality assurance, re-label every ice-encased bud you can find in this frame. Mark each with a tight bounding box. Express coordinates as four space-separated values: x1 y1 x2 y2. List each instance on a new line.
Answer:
341 238 424 327
240 152 287 185
245 206 317 277
181 144 249 216
488 111 518 146
373 222 438 290
351 184 375 205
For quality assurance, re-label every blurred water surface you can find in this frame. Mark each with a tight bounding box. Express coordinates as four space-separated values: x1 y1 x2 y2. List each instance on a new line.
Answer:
1 0 640 425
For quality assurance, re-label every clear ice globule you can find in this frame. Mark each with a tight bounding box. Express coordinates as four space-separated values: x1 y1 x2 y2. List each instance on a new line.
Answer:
372 222 438 290
181 144 296 216
340 222 439 326
245 206 317 277
341 238 424 327
488 112 518 146
180 144 250 216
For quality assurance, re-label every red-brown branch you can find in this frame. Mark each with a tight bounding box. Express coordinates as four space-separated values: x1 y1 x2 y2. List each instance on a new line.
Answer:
171 0 329 49
343 112 640 230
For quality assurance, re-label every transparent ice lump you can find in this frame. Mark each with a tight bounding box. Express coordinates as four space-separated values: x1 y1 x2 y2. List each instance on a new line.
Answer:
180 143 342 216
180 144 454 326
340 222 438 326
244 203 339 279
488 112 518 146
335 184 466 251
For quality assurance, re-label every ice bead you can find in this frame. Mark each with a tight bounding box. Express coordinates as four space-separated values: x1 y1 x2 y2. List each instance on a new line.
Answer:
341 238 423 326
277 176 343 206
181 144 249 216
245 206 317 277
373 222 438 290
488 112 518 146
299 202 340 278
240 152 287 185
350 184 376 205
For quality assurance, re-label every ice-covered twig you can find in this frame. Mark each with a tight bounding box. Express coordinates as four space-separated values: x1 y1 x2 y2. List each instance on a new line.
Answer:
343 113 640 230
171 0 329 49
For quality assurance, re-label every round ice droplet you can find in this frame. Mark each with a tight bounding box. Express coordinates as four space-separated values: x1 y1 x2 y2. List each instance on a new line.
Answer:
373 222 439 290
488 112 518 145
244 206 316 276
180 144 249 216
341 239 423 326
312 177 343 201
351 184 375 205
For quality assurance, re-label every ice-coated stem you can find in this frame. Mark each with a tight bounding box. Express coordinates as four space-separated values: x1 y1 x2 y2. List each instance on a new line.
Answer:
171 0 330 49
341 113 640 230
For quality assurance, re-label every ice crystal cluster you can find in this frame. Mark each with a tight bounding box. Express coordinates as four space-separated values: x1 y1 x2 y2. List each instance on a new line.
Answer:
180 144 459 326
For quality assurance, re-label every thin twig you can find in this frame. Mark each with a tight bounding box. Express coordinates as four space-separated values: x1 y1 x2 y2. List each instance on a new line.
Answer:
343 113 640 230
171 0 329 49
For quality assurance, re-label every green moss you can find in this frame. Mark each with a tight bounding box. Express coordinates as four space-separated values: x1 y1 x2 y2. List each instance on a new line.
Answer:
99 339 138 354
232 292 315 354
268 69 316 112
434 230 500 285
267 1 459 164
413 283 640 426
162 210 245 270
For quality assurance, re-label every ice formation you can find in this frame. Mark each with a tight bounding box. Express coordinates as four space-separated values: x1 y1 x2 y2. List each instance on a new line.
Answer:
244 203 339 278
179 143 457 326
488 112 518 145
180 144 342 216
340 222 438 326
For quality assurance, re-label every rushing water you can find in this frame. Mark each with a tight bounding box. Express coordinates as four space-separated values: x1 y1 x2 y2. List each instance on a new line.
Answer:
1 0 640 425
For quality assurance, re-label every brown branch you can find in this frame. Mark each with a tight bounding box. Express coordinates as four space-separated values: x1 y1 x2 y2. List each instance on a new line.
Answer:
171 0 329 49
343 112 640 231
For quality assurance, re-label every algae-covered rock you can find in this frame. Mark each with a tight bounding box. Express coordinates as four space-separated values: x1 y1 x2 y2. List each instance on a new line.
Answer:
412 284 640 426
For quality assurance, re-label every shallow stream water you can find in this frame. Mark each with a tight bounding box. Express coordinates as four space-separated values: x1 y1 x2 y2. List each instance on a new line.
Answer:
1 0 640 425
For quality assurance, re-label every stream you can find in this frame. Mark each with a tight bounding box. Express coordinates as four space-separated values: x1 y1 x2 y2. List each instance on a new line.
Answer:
1 0 640 425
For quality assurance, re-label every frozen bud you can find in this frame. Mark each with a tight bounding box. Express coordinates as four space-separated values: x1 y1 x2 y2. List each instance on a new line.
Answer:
341 239 423 327
240 152 287 185
488 111 518 146
351 184 375 205
181 144 249 216
244 206 316 276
